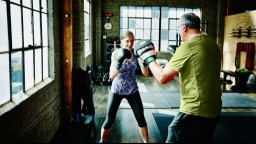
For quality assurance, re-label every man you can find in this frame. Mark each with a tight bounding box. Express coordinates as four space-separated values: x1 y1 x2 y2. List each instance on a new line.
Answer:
134 13 222 143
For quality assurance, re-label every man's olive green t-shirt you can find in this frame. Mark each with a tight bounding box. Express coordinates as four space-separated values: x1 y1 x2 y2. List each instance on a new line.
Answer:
167 34 222 118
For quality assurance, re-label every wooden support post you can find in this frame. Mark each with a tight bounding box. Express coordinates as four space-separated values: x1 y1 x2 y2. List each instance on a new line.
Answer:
63 0 72 123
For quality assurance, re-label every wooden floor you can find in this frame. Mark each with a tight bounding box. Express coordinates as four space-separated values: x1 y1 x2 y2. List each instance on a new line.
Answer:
51 73 256 143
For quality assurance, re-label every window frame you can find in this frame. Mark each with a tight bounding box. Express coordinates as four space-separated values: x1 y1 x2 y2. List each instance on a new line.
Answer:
120 6 202 52
84 0 91 56
0 0 49 107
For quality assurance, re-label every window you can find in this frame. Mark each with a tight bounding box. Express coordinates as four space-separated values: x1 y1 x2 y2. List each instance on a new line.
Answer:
84 0 91 56
120 6 201 52
0 0 49 106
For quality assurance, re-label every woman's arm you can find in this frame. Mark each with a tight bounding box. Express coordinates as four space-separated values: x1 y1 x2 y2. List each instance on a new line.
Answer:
109 49 132 79
137 58 149 76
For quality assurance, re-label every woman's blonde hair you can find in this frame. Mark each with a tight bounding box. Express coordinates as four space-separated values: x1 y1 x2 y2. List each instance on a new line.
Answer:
121 30 134 40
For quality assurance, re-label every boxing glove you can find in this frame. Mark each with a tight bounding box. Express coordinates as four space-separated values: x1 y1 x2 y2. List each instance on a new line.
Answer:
114 48 132 70
134 40 156 65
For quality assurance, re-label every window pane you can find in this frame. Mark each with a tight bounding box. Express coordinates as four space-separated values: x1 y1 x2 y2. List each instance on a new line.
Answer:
84 0 90 55
135 29 143 40
177 8 184 18
129 18 135 28
128 6 136 17
10 0 20 4
161 7 169 18
169 30 177 40
85 13 89 26
25 50 34 90
35 49 42 84
84 0 89 11
33 0 40 11
0 1 9 52
144 7 151 18
136 7 143 17
169 8 177 18
161 29 168 40
152 30 159 40
11 52 23 96
42 14 48 46
43 47 49 79
84 40 89 55
0 54 10 105
152 7 160 18
11 5 22 49
152 18 159 29
144 30 150 39
169 41 177 46
23 0 31 8
185 8 192 13
160 40 168 51
169 19 177 30
144 19 151 29
84 14 89 40
41 0 47 13
161 18 168 29
135 19 143 29
34 12 41 46
85 26 89 40
120 6 128 17
120 17 128 29
23 8 33 48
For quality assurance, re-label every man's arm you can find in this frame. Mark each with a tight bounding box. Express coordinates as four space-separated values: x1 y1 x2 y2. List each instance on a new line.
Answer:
149 61 178 84
134 39 178 84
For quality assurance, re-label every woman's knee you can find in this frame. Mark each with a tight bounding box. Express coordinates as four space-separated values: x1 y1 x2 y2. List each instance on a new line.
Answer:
138 120 147 127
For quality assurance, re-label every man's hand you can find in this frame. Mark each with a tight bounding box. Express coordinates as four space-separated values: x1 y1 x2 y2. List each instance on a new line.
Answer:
134 40 156 65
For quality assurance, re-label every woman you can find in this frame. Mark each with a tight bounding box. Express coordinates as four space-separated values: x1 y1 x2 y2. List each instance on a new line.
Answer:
99 30 149 143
